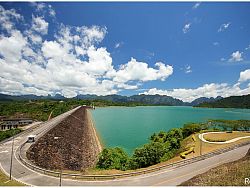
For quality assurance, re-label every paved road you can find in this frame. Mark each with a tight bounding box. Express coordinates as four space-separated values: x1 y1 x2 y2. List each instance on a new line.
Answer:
0 108 249 186
199 131 250 144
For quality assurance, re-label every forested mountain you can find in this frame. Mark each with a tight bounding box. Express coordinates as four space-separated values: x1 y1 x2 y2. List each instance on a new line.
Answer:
196 94 250 109
190 96 223 106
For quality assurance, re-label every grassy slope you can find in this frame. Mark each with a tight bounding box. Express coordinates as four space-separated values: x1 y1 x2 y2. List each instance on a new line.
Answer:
0 169 25 186
180 148 250 186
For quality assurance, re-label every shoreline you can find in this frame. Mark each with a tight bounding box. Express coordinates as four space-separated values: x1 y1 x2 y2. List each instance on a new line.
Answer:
87 109 103 153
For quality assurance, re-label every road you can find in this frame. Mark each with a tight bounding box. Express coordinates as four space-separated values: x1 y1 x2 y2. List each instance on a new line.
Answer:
199 131 250 144
0 107 249 186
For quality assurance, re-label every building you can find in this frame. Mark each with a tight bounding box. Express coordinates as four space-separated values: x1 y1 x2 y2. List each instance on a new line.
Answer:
1 118 33 130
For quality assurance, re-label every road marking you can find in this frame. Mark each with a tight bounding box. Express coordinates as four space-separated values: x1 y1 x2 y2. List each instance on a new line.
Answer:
0 150 8 153
153 158 233 186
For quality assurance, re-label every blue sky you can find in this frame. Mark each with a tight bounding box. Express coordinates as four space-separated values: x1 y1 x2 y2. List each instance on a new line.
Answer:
0 2 250 102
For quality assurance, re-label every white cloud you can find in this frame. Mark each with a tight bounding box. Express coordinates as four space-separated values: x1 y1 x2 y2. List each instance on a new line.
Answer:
229 51 243 62
141 82 250 102
183 23 191 34
107 58 173 83
192 2 201 9
0 5 175 97
0 5 23 33
245 45 250 51
31 16 48 35
114 42 123 49
0 30 27 63
220 57 226 61
239 69 250 82
213 42 219 46
218 22 231 32
184 65 192 74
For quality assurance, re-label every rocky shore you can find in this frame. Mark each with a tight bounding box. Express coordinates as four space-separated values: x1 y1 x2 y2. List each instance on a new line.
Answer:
26 106 102 171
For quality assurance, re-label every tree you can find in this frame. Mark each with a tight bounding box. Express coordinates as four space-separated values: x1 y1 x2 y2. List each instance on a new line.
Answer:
182 123 201 138
131 142 166 168
96 147 129 170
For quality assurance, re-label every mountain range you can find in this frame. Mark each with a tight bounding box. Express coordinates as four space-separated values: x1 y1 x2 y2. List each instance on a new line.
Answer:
0 93 223 106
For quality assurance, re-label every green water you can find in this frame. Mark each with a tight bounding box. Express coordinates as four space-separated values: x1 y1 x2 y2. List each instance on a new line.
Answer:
92 106 250 155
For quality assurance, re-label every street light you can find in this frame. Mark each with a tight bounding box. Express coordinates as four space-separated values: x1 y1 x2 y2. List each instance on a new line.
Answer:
9 132 15 180
54 136 62 186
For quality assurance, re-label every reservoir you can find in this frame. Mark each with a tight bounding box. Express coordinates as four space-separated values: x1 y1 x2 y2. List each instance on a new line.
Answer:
92 106 250 155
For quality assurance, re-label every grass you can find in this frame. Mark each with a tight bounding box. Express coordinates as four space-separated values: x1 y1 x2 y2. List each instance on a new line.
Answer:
180 149 250 186
0 169 26 186
203 131 250 142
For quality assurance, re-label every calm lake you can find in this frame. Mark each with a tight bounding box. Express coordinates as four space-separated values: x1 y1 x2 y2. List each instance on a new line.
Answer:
91 106 250 155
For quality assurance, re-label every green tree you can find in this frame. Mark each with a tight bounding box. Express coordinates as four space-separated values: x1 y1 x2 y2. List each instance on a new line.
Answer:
96 147 129 170
131 142 166 169
182 123 201 138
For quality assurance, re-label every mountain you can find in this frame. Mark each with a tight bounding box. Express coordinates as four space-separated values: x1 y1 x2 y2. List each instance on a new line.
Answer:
196 94 250 109
0 93 65 101
75 94 184 106
2 92 248 108
190 96 223 106
0 93 184 106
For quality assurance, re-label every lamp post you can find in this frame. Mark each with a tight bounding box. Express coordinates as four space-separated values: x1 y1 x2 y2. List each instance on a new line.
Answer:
9 133 15 180
54 137 62 186
200 138 202 156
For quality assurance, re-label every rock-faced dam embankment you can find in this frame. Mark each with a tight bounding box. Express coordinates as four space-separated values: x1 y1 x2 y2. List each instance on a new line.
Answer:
26 106 102 171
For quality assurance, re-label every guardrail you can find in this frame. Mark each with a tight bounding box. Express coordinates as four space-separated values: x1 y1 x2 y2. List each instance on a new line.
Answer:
18 140 250 181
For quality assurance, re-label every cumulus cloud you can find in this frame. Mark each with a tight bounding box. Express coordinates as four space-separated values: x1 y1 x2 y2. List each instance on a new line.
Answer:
229 51 243 62
218 22 231 32
183 23 191 34
0 5 174 97
31 16 48 35
141 82 250 102
107 58 173 83
0 5 23 32
239 69 250 82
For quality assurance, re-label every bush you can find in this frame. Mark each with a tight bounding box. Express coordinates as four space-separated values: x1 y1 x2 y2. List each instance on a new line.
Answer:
96 147 129 171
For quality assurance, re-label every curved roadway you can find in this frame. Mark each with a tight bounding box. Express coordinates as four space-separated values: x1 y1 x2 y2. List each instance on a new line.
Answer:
0 109 249 186
199 132 250 144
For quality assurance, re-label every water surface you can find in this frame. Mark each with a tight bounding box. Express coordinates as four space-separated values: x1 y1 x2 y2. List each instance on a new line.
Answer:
92 106 250 155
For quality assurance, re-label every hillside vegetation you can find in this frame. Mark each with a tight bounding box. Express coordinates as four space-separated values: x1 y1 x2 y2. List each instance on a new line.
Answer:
197 94 250 109
0 99 147 121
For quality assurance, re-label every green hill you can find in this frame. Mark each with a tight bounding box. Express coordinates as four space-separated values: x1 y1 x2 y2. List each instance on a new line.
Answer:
196 94 250 109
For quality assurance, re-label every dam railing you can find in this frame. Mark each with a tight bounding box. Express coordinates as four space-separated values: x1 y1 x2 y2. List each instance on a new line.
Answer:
18 140 250 180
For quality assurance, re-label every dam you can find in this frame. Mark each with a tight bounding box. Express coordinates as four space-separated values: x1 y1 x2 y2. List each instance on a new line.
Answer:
26 106 102 171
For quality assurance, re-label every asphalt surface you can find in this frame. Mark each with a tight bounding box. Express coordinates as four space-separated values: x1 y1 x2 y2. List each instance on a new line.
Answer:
0 107 249 186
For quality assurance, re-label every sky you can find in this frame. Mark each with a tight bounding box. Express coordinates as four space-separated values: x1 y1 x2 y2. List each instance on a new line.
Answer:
0 2 250 102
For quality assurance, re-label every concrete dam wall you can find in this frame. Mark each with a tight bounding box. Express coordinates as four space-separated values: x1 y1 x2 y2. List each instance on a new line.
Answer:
26 106 102 171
